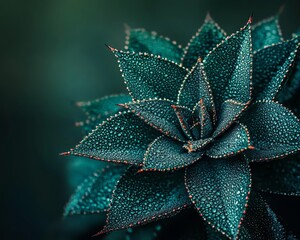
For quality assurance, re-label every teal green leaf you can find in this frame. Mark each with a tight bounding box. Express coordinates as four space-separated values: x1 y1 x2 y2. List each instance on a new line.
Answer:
64 165 126 216
172 105 194 140
68 111 160 165
193 99 214 138
182 14 226 69
252 154 300 196
252 16 283 51
185 156 251 239
99 167 190 234
111 48 188 101
203 21 252 110
213 100 248 137
253 37 300 100
238 192 286 240
177 60 216 121
241 101 300 161
125 27 183 63
207 123 251 158
123 99 189 141
142 135 203 171
76 94 132 133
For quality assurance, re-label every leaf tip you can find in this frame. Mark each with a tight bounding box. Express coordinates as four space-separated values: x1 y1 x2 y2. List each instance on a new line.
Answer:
205 12 212 22
105 44 116 52
59 151 70 156
247 13 253 24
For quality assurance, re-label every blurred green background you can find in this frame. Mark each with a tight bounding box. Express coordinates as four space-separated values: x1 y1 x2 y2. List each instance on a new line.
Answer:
1 0 300 239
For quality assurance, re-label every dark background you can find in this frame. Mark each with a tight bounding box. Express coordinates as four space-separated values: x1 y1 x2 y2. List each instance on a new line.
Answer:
1 0 300 239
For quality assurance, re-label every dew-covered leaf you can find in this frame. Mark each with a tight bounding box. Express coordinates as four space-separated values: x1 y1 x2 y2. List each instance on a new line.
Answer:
99 167 191 234
76 94 132 133
207 123 250 158
252 154 300 196
177 60 216 120
124 99 189 141
142 135 203 171
64 165 126 216
125 28 183 63
253 37 300 100
238 192 286 240
213 100 248 137
193 99 214 139
241 101 300 162
185 156 251 239
203 21 252 110
68 111 160 165
182 14 226 69
252 16 283 51
111 49 188 101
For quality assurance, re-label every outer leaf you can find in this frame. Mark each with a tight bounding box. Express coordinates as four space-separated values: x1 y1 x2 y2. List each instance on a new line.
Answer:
64 165 126 216
203 21 252 111
213 100 248 138
123 99 189 141
253 37 300 100
67 111 160 165
238 192 286 240
76 94 132 133
142 135 203 171
125 28 183 63
241 101 300 162
252 154 300 196
185 156 251 239
111 48 188 101
99 167 191 234
177 60 216 122
252 15 283 51
182 14 226 69
207 123 251 158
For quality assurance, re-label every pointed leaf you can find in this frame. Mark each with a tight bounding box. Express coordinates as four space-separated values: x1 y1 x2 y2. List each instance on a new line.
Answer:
213 99 248 137
252 155 300 196
142 135 203 171
252 16 283 51
241 101 300 162
194 99 214 138
64 165 126 216
253 37 300 100
124 99 189 141
171 105 194 140
185 156 251 239
238 192 286 240
207 123 251 158
182 14 226 68
100 167 191 234
125 28 183 63
178 60 216 121
203 22 252 110
76 94 132 133
68 111 160 165
111 49 188 101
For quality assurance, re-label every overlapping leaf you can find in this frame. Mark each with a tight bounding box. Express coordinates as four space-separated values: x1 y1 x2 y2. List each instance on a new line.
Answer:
64 165 126 216
185 156 251 239
252 15 283 51
123 99 189 141
68 111 160 165
111 48 188 101
182 14 226 68
203 21 252 111
99 167 190 234
252 154 300 195
125 28 183 63
253 37 300 100
142 135 203 171
241 101 300 161
207 123 250 158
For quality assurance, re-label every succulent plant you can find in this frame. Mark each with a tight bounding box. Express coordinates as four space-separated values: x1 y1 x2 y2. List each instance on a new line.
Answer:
63 13 300 240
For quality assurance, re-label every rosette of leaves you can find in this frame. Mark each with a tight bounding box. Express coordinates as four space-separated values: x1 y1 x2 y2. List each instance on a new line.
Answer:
63 13 300 239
